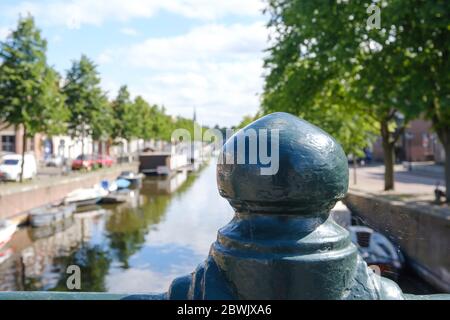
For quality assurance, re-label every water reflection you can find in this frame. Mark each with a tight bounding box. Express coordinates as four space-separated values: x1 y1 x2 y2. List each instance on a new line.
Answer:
0 162 234 293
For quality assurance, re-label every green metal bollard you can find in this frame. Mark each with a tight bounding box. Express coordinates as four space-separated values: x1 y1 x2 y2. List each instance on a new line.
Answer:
0 112 448 300
167 112 448 300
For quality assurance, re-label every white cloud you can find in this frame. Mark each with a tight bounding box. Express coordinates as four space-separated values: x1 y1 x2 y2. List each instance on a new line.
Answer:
0 27 11 40
1 1 268 126
105 22 268 126
5 0 264 29
120 27 138 36
97 50 114 65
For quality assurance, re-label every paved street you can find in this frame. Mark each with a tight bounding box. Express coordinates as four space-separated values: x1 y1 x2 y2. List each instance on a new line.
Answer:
349 164 445 202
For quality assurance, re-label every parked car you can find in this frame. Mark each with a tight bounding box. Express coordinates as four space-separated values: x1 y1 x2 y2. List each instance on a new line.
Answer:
0 153 37 181
96 155 114 168
45 155 64 167
71 154 96 171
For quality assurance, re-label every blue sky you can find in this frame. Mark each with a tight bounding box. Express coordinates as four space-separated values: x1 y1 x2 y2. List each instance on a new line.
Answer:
0 0 269 126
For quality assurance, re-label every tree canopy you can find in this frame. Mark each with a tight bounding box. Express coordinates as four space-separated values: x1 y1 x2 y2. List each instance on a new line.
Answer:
0 16 68 180
63 55 111 151
262 0 449 195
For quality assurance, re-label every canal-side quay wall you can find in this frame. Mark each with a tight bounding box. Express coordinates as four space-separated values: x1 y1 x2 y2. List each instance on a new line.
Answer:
0 163 138 223
344 190 450 293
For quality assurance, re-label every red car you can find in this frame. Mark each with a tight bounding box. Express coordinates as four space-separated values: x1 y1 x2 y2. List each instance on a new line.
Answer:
95 155 114 168
71 154 96 170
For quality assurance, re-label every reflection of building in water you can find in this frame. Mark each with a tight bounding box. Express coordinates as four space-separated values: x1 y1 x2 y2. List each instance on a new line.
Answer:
143 171 188 195
0 214 99 291
158 171 188 194
0 166 204 292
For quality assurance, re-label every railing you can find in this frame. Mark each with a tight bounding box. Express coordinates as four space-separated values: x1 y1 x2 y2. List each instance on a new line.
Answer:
0 112 448 300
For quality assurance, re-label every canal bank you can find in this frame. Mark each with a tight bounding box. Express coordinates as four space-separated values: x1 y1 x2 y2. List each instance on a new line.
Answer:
0 162 233 292
0 163 138 223
344 190 450 293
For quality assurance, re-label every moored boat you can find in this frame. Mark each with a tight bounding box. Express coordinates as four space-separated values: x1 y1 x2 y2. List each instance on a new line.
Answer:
64 186 108 207
115 178 131 189
0 220 17 249
29 203 76 228
348 225 404 280
99 188 134 204
117 171 143 187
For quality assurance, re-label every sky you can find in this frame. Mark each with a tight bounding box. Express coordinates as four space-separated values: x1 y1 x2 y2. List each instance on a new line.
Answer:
0 0 269 127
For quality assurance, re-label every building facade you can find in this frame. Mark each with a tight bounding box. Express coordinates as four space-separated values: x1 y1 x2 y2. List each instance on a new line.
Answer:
371 118 445 164
0 123 44 160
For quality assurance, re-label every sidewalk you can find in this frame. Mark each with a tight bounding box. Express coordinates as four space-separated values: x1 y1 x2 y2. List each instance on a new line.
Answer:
349 164 446 204
0 163 138 221
0 163 136 195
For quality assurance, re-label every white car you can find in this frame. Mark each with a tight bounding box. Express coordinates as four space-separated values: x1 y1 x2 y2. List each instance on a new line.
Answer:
0 153 37 181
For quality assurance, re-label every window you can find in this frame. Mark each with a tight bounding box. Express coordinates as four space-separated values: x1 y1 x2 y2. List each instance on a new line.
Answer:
1 135 16 152
2 159 19 165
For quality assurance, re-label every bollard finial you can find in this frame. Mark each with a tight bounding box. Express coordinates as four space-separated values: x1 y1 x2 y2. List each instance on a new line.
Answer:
217 112 349 215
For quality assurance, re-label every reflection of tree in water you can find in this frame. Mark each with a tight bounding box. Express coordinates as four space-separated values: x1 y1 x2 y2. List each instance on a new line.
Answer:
20 244 111 292
105 167 205 269
0 165 209 292
49 245 111 292
173 166 207 197
105 196 170 268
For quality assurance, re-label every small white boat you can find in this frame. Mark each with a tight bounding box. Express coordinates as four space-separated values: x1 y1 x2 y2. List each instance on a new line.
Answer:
64 186 108 207
0 220 17 248
29 204 76 227
117 171 143 187
348 225 404 279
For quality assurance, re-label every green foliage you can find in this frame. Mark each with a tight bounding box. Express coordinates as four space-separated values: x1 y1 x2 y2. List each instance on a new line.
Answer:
63 55 111 142
111 85 141 141
263 0 449 192
0 16 68 136
262 1 393 156
111 87 203 144
133 95 155 141
0 16 68 181
237 113 261 129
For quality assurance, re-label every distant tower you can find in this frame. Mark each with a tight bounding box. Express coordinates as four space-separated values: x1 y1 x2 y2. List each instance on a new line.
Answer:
193 107 197 124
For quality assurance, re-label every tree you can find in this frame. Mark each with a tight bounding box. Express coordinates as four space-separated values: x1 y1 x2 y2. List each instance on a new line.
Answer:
262 0 448 192
237 112 261 129
150 106 174 142
111 86 141 155
133 96 154 142
389 0 450 201
63 55 109 156
0 16 68 181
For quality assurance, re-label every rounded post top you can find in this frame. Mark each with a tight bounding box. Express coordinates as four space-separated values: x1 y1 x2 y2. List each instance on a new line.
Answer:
217 112 349 214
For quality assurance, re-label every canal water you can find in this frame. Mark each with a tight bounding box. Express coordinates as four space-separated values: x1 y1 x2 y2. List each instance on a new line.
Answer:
0 162 234 293
0 161 439 294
